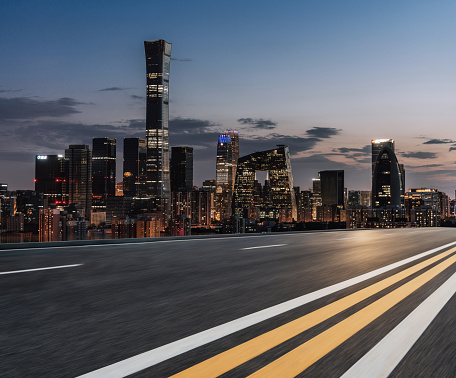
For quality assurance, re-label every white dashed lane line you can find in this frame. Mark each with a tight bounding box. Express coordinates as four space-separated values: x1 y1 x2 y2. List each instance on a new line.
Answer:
241 244 288 250
0 264 83 275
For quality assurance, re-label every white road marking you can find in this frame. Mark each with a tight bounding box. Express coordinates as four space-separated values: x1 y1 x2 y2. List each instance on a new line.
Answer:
0 233 307 252
341 270 456 378
0 264 83 275
241 244 288 250
76 240 456 378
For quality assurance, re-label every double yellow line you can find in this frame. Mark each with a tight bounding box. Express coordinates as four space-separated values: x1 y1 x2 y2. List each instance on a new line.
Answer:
171 246 456 378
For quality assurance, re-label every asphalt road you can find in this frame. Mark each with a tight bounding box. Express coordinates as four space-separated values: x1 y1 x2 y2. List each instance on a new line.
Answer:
1 228 456 377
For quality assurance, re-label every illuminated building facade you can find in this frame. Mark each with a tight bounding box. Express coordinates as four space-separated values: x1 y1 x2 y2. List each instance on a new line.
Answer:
92 138 116 209
215 130 239 221
39 208 61 242
170 147 193 192
144 40 172 211
123 138 147 197
311 178 322 220
405 188 449 224
233 145 296 221
372 145 404 208
34 154 68 206
192 190 212 226
65 144 92 218
0 183 7 196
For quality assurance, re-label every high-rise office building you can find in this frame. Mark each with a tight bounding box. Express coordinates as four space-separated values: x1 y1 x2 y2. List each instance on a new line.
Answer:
92 138 116 209
123 138 147 197
348 190 361 208
215 130 239 221
399 163 406 194
170 147 193 192
319 170 344 207
34 154 68 206
233 145 296 221
371 139 394 174
319 170 344 222
372 145 404 208
65 144 92 218
0 183 7 196
39 208 61 242
144 40 172 212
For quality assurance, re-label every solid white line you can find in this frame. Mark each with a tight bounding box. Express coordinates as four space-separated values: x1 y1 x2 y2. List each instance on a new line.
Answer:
77 240 456 378
241 244 288 250
0 264 83 275
341 270 456 378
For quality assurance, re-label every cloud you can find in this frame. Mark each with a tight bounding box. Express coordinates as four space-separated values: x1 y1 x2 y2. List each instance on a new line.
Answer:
168 118 332 161
306 126 342 139
0 96 84 120
168 117 222 158
9 119 145 150
409 163 444 168
401 152 437 159
241 134 320 155
131 95 144 99
237 118 277 130
169 117 219 134
99 87 126 91
330 144 371 162
292 153 339 164
449 144 456 152
170 57 192 62
0 89 21 94
423 139 454 144
334 145 370 154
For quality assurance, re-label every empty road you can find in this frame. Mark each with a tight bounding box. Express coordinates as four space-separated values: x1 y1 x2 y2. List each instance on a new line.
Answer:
1 228 456 377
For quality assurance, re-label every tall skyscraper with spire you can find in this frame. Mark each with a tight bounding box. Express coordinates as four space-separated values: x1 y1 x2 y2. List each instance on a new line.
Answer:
144 40 172 212
215 130 239 221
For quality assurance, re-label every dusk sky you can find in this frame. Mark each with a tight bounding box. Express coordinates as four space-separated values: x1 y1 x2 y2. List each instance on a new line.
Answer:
2 1 456 195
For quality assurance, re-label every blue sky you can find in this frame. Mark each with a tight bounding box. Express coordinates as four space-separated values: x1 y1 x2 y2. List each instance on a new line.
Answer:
2 1 456 195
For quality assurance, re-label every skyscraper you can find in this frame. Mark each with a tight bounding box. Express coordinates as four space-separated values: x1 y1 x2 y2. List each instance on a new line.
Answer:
92 138 116 209
319 170 344 222
319 170 344 207
233 145 296 221
372 145 404 208
35 154 68 206
39 208 61 242
371 139 394 174
170 147 193 192
65 145 92 217
0 183 7 196
123 137 147 197
215 130 239 221
144 40 172 212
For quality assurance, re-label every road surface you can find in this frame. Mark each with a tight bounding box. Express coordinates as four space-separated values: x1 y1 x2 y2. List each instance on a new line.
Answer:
1 228 456 377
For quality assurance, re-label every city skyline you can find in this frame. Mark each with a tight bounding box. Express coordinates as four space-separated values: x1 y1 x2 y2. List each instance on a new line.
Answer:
2 1 456 194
